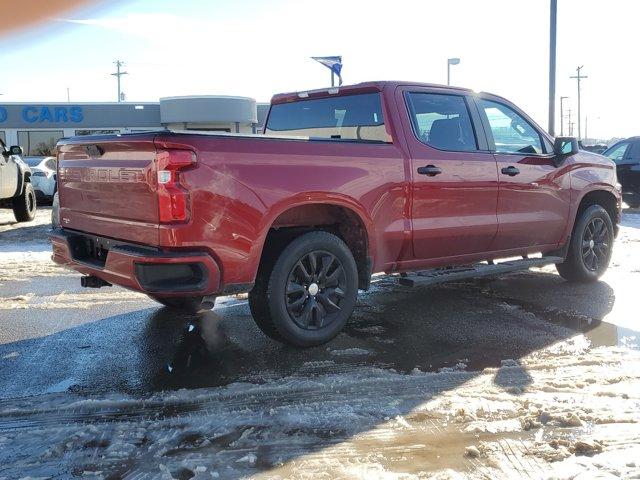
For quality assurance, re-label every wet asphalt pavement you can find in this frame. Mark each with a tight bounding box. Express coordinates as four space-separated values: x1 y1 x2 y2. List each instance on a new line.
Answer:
1 207 638 402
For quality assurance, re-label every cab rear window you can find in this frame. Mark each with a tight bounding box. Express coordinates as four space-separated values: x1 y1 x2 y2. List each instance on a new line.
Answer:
265 93 391 143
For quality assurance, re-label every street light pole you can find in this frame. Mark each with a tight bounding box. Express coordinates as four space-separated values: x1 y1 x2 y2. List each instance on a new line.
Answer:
570 65 587 140
447 58 460 86
548 0 557 136
560 96 568 136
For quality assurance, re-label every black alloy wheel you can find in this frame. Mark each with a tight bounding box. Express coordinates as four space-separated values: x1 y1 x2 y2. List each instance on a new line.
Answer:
249 231 359 347
556 204 614 282
285 250 347 330
580 217 610 272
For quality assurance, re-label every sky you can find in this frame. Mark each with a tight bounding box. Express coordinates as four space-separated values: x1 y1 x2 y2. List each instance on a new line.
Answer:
0 0 636 139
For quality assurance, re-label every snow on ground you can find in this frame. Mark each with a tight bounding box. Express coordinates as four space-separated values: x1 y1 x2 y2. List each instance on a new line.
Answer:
0 338 638 479
0 207 639 478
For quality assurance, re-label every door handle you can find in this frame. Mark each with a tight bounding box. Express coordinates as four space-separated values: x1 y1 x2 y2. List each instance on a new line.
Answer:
417 165 442 176
501 166 520 176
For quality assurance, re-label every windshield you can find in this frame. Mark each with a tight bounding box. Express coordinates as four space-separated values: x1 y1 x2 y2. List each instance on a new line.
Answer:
23 157 43 167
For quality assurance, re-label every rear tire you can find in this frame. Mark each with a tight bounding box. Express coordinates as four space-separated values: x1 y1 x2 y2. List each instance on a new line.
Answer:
556 205 614 283
12 182 37 222
150 295 215 313
249 231 358 347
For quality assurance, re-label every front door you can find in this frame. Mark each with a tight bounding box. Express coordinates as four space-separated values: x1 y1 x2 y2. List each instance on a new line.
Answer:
475 97 570 251
608 140 640 201
397 88 499 260
0 152 19 198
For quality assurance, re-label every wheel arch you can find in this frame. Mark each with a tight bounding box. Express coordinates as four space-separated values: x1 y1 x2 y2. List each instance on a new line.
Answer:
575 188 619 236
15 165 31 197
255 197 375 290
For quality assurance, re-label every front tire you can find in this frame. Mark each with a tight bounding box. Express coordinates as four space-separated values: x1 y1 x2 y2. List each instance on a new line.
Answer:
12 182 37 222
556 205 614 282
249 231 358 347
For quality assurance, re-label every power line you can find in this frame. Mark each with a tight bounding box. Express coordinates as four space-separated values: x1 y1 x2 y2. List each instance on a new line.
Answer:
110 60 128 103
570 66 587 140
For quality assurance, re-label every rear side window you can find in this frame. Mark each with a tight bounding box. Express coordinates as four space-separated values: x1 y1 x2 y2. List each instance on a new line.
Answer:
405 93 478 151
265 93 390 142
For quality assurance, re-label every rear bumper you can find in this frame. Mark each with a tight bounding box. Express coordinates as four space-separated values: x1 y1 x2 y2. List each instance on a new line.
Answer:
49 229 221 297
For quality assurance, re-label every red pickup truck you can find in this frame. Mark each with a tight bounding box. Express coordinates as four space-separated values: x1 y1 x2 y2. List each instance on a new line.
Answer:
50 81 621 346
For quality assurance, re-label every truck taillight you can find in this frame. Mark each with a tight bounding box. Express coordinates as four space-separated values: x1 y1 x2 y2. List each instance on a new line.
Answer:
156 149 196 223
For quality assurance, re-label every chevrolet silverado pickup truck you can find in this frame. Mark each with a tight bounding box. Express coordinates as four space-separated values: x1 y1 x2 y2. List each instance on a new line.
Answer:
50 81 621 347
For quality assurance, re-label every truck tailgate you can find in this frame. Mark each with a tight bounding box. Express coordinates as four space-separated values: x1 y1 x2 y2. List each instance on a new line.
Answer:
57 135 160 245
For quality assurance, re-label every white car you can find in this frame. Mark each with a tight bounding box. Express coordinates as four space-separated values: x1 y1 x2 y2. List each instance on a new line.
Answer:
24 156 57 203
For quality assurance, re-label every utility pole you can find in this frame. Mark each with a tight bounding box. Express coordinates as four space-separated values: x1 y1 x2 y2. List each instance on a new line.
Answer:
66 87 70 102
110 60 128 103
560 96 569 136
570 66 587 140
548 0 557 136
567 108 572 135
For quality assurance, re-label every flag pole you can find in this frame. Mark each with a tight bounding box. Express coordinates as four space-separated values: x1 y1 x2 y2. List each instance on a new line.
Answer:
331 70 335 87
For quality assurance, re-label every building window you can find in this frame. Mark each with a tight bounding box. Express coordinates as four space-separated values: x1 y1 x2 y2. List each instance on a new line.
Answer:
17 130 64 156
75 129 121 136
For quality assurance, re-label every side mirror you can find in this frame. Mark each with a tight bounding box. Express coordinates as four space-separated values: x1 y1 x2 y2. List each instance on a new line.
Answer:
2 145 24 157
553 137 578 156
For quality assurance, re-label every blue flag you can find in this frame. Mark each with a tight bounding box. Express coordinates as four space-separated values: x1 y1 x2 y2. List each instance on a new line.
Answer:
311 56 343 85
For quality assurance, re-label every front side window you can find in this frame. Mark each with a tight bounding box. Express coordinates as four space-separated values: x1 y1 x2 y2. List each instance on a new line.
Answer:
479 99 543 154
603 142 629 164
405 92 477 151
265 93 390 142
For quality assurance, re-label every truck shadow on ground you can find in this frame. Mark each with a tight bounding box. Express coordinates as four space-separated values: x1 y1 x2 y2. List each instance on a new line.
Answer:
143 271 623 394
0 271 634 478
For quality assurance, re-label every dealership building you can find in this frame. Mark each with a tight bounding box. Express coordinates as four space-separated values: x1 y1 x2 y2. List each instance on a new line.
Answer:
0 96 270 155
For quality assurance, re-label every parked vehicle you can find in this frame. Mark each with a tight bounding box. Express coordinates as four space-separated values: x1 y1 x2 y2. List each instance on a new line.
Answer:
50 81 621 346
581 144 608 155
602 137 640 208
23 156 57 203
0 140 36 222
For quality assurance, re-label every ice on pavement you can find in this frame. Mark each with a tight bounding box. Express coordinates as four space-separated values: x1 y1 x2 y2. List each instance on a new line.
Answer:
0 336 638 479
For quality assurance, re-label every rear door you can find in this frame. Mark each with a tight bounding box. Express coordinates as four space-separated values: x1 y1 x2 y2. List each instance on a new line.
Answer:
475 97 570 251
57 134 160 245
397 87 499 260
